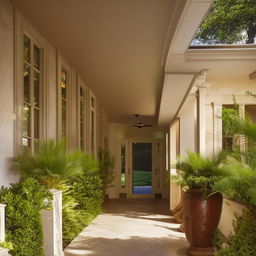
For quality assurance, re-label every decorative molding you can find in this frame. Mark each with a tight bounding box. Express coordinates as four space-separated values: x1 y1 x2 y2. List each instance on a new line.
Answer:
249 71 256 80
194 69 211 88
185 48 256 62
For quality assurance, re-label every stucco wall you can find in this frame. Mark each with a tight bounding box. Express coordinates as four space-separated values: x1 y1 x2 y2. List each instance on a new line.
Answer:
179 95 197 155
0 0 109 186
0 0 18 186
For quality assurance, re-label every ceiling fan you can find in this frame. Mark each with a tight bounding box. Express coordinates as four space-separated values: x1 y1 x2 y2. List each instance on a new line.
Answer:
132 114 154 129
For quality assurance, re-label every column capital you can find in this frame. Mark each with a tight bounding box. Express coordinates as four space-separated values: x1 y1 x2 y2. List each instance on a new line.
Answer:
194 69 210 88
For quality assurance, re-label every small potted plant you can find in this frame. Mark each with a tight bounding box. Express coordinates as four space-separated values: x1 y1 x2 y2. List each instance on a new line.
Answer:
174 151 227 256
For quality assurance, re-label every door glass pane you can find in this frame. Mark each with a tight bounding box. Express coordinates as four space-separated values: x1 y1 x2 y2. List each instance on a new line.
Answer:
121 144 126 188
132 142 152 194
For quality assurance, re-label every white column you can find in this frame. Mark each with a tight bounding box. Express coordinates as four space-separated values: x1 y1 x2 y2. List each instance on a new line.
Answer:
0 204 6 242
197 87 207 155
212 102 223 154
42 190 63 256
238 104 246 151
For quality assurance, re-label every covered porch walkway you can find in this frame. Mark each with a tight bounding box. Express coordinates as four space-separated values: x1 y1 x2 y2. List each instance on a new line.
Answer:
64 199 187 256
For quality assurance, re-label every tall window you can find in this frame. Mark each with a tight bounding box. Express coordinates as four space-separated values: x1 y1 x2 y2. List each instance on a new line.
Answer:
22 35 41 151
79 86 86 150
60 69 67 139
90 93 96 155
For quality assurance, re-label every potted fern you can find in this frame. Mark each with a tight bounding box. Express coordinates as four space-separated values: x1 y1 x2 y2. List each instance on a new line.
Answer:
174 151 227 256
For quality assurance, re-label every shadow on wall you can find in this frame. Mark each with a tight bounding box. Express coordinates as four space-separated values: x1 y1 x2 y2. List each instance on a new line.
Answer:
64 236 187 256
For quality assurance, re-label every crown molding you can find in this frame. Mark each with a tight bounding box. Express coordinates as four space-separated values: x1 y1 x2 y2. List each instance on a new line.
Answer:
185 48 256 62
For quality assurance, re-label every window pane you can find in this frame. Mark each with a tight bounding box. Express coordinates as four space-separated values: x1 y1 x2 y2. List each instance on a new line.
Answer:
22 137 31 148
24 35 30 63
34 109 40 139
34 71 40 107
60 70 67 138
121 144 126 188
34 45 40 69
91 111 94 152
62 98 66 138
91 97 95 108
23 104 31 137
24 64 30 103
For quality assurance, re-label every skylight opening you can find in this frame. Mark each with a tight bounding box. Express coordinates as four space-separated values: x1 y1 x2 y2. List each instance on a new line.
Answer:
190 0 256 47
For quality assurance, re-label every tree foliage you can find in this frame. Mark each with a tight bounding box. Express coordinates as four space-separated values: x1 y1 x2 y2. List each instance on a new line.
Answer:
194 0 256 45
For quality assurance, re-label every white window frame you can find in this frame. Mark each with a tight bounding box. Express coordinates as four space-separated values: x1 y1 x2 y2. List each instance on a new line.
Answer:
56 53 72 146
14 11 48 153
77 74 88 151
89 90 97 157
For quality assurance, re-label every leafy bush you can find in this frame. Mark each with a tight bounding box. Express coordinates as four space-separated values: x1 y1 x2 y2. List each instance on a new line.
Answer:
213 160 256 206
58 183 88 248
222 107 239 136
0 178 51 256
98 149 114 193
61 172 103 247
10 140 83 189
216 208 256 256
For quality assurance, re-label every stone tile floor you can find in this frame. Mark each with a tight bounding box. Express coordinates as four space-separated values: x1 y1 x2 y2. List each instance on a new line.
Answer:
64 199 188 256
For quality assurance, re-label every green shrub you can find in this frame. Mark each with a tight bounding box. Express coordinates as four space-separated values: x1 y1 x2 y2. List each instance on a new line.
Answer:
58 183 88 248
216 208 256 256
0 178 51 256
98 149 114 193
68 173 103 213
213 161 256 206
61 173 103 247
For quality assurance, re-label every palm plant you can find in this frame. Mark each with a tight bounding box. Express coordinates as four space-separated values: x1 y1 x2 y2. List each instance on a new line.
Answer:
174 151 228 194
10 140 84 189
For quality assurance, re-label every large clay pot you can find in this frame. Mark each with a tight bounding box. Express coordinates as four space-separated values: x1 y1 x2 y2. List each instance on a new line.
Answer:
183 189 223 256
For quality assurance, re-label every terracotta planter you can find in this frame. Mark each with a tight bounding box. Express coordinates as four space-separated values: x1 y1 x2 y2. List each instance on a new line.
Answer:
183 189 223 256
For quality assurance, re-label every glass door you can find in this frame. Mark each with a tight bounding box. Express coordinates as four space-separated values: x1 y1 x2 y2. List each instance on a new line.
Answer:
130 142 154 198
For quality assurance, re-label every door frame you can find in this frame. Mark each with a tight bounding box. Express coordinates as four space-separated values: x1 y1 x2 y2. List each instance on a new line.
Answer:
127 139 156 198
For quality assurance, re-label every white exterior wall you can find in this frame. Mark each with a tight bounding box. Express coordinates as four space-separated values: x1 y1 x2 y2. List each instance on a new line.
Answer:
179 95 197 155
0 0 18 186
0 0 109 186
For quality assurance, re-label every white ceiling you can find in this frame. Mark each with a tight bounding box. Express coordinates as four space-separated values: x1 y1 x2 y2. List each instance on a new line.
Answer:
12 0 186 125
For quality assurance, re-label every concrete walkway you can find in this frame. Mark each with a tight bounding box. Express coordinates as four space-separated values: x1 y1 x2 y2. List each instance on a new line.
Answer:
64 199 188 256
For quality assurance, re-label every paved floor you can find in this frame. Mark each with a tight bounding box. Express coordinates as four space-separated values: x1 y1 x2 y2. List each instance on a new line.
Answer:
64 199 188 256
